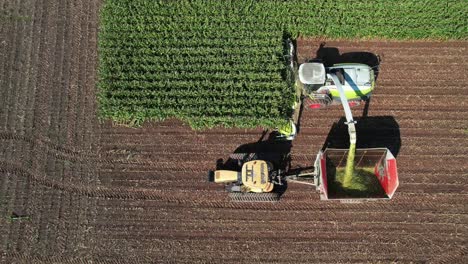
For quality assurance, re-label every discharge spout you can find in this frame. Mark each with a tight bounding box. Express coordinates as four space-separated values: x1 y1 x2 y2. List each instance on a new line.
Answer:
330 72 357 145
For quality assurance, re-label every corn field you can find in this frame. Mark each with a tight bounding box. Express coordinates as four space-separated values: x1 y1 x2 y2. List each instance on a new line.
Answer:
98 0 465 128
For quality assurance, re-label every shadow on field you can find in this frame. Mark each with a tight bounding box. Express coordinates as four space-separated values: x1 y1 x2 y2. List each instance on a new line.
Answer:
322 116 401 157
216 130 292 196
306 42 382 80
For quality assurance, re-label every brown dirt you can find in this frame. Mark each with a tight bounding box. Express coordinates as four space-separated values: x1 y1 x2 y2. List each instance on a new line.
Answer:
0 1 467 263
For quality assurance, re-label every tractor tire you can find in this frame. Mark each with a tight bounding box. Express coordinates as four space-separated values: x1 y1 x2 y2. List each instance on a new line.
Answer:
229 153 247 161
228 192 280 202
229 153 258 164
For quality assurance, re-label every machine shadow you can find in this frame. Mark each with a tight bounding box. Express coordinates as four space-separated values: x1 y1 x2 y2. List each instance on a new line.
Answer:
216 130 292 196
308 43 381 80
322 116 401 157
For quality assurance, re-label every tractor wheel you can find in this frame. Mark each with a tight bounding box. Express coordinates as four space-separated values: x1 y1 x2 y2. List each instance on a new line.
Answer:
228 192 280 202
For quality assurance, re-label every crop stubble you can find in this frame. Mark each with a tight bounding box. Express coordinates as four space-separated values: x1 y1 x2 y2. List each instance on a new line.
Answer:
0 1 467 263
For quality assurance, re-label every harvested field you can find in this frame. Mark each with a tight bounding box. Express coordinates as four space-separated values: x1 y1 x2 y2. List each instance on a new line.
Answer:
0 0 467 263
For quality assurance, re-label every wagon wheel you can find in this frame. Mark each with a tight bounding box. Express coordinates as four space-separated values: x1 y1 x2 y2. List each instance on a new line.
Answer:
228 192 280 202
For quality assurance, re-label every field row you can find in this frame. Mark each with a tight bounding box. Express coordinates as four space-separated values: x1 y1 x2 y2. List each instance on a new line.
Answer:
99 1 294 128
103 0 466 39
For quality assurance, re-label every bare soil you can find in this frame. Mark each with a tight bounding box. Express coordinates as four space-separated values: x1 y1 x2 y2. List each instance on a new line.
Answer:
0 1 467 263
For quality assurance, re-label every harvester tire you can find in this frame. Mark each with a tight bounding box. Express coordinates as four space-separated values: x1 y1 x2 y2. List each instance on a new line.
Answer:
228 192 280 202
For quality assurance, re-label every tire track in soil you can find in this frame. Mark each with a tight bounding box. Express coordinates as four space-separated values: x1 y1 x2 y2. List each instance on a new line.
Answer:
1 160 466 215
63 1 90 255
13 0 44 255
0 252 448 264
0 0 38 254
38 0 97 256
88 238 448 263
42 0 69 254
91 200 466 263
45 0 74 253
95 217 467 238
6 0 38 254
0 0 22 253
32 0 61 255
19 1 47 254
0 0 100 258
96 206 468 225
96 230 463 250
0 0 20 129
70 0 99 254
